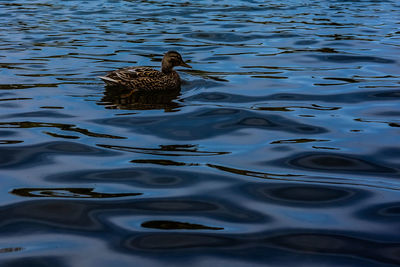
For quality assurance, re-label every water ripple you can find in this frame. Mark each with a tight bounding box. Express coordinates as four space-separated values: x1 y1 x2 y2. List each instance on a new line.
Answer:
0 141 118 169
95 107 327 140
1 0 400 265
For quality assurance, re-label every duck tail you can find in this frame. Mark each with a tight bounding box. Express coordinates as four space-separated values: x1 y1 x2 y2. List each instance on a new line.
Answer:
98 76 120 86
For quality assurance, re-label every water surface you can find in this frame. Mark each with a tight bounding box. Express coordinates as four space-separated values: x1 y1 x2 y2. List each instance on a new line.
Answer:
1 0 400 266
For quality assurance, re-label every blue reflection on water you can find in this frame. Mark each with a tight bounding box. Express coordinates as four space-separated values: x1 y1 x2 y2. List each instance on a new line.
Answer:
1 0 400 266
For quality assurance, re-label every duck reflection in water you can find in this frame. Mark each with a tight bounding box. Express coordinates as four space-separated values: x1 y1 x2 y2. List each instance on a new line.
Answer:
101 86 181 111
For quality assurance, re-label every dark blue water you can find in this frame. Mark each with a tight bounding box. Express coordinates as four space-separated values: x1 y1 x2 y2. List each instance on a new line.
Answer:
1 0 400 266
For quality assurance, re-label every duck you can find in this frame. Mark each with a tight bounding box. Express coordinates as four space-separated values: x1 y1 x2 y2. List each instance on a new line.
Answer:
99 51 191 95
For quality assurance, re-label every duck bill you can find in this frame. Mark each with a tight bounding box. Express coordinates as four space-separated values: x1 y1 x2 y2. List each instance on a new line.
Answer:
180 62 192 68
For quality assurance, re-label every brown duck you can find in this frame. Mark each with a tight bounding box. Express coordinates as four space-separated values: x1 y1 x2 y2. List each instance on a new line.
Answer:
99 51 191 94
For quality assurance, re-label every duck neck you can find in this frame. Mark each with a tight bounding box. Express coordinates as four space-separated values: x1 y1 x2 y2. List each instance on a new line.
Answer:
161 60 174 74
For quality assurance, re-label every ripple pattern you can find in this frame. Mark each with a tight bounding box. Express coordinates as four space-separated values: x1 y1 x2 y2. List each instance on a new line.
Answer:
1 0 400 266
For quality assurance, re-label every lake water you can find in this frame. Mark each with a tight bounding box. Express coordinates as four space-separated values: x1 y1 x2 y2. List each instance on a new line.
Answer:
1 0 400 266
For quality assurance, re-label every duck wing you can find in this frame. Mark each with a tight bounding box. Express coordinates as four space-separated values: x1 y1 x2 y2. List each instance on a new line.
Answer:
99 67 165 87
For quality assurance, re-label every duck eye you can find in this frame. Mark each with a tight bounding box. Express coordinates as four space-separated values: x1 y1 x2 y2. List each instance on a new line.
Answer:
172 57 180 63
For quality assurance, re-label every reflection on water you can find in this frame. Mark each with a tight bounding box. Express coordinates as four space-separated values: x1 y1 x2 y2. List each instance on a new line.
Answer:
11 188 141 198
141 220 224 230
101 86 182 111
1 0 400 266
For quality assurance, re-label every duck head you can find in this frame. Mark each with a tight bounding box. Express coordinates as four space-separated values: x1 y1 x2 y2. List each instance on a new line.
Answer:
161 51 191 73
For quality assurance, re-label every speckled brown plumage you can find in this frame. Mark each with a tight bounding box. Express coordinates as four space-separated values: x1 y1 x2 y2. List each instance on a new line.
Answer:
99 51 191 93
